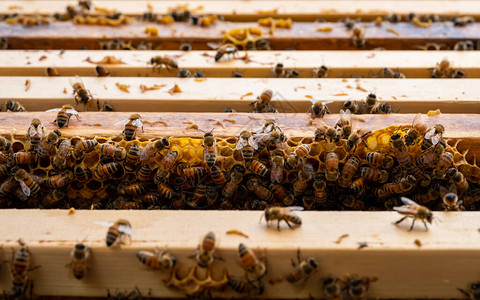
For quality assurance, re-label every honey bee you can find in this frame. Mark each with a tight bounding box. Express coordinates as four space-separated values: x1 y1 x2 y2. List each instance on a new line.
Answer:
43 172 74 189
236 131 255 162
380 67 405 79
362 93 377 113
124 183 146 196
27 119 44 150
293 164 313 197
431 57 451 78
416 143 443 167
178 68 192 78
137 164 152 182
271 62 285 77
261 206 303 231
157 182 174 199
440 184 463 211
46 105 80 128
212 43 238 62
228 278 264 296
308 100 332 119
5 101 27 112
344 274 377 300
75 139 98 153
390 133 411 168
251 89 274 113
250 160 268 177
447 167 469 192
208 164 226 186
95 65 110 77
13 151 38 166
325 152 339 182
269 183 293 206
365 151 393 169
66 242 90 279
0 136 11 152
150 56 178 71
11 241 40 299
313 174 328 205
14 169 41 197
434 151 453 179
371 102 392 114
139 138 169 161
294 144 310 158
322 277 342 300
94 162 121 180
46 67 60 76
376 175 416 198
313 65 329 78
270 153 285 183
238 243 267 281
351 27 366 48
97 219 132 247
69 76 93 107
458 282 480 300
315 124 340 143
52 138 72 169
343 100 360 114
284 153 301 171
247 178 273 202
286 249 318 284
422 124 445 150
404 113 428 146
124 144 140 172
338 156 360 187
41 189 66 208
189 231 222 268
200 129 217 167
35 131 59 158
359 167 388 183
100 103 114 112
222 169 243 198
137 247 176 271
394 197 433 231
114 114 144 141
346 129 371 152
255 119 281 134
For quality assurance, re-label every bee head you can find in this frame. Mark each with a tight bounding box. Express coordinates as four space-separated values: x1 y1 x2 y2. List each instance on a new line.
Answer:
426 212 433 224
308 257 318 268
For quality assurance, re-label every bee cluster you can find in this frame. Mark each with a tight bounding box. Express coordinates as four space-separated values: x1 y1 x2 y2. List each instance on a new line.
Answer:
0 109 478 212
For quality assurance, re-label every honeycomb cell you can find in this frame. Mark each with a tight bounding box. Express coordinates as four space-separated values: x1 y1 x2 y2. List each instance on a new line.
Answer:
12 141 24 153
87 180 102 192
226 137 237 144
233 150 244 162
95 137 108 144
220 147 233 157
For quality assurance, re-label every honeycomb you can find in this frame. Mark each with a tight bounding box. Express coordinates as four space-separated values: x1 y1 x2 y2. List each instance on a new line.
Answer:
1 124 479 211
222 27 268 50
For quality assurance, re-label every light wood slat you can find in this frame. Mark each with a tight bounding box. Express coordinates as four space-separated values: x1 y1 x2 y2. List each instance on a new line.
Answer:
2 50 480 78
1 77 480 113
1 21 479 51
0 210 478 298
1 112 478 141
3 1 480 21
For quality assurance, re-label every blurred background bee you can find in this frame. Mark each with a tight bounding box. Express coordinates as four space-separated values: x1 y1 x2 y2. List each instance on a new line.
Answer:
457 282 480 300
66 242 90 279
95 65 110 77
261 206 303 231
46 105 80 128
114 114 144 141
228 277 264 297
4 100 26 112
69 76 93 109
95 219 132 247
313 65 329 78
150 55 178 71
207 42 238 62
440 184 464 211
46 67 60 76
308 100 332 119
286 249 318 284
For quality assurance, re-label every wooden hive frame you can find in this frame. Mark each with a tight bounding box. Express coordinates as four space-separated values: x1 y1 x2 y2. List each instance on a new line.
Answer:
1 1 480 299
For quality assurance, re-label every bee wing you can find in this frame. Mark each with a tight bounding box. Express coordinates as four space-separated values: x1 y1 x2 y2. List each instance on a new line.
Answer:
69 75 84 87
139 144 152 160
45 108 62 113
431 134 441 145
400 197 420 207
206 42 220 50
448 183 458 194
265 123 274 133
94 220 115 228
19 181 31 197
340 109 352 122
424 129 434 140
27 125 37 137
132 119 143 128
249 135 258 150
393 205 417 214
66 109 78 115
322 100 333 105
254 125 264 134
118 225 132 235
114 118 130 126
235 138 246 150
270 165 283 183
287 206 304 211
412 113 422 126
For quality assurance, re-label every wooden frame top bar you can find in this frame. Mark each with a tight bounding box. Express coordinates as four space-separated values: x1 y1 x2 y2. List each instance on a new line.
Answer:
2 50 480 78
4 1 480 21
2 77 480 113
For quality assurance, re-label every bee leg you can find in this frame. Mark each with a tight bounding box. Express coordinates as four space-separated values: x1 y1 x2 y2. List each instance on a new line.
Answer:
394 216 407 225
409 219 416 231
422 220 429 231
284 219 294 229
213 253 225 261
457 288 471 298
277 220 281 231
28 265 41 272
296 248 301 265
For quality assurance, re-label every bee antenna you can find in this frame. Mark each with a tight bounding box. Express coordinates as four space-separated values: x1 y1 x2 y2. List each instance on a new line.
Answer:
259 213 264 224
